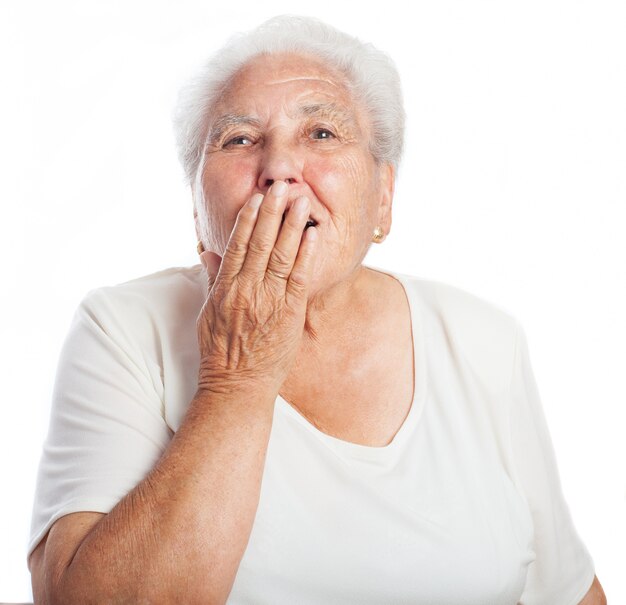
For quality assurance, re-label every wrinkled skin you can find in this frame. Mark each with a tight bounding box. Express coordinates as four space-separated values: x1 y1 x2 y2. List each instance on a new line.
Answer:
193 52 394 391
196 183 319 393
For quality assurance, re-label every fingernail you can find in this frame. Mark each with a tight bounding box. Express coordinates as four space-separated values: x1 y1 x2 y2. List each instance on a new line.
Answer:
250 193 263 209
271 181 288 196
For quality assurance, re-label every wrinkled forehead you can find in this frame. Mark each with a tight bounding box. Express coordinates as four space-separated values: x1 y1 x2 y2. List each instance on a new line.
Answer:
211 52 365 126
226 51 352 94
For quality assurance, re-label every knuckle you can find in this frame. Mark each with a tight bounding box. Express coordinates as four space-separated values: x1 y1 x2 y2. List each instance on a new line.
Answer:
260 202 282 218
230 286 251 310
287 273 307 295
247 238 270 256
285 209 305 227
268 247 291 271
226 238 247 257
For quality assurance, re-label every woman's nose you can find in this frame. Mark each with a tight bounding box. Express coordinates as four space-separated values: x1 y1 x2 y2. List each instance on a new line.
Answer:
257 138 304 191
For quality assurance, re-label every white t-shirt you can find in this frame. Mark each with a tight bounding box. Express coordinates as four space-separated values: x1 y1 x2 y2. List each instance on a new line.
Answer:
28 264 595 604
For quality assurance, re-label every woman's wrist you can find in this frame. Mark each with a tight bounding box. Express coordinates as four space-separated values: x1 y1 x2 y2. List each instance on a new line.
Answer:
194 370 280 407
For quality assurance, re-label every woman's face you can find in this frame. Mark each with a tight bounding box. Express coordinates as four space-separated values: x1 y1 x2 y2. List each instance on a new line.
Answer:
196 52 394 295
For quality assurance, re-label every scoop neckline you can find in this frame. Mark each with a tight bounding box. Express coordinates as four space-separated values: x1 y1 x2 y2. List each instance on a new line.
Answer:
276 264 428 462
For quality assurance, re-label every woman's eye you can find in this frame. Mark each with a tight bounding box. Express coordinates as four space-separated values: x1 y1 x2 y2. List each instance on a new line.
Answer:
224 135 253 147
310 128 336 140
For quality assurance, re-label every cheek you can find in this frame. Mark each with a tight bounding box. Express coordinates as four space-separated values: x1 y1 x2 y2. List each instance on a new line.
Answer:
203 156 258 208
307 153 366 194
306 154 374 224
201 157 259 241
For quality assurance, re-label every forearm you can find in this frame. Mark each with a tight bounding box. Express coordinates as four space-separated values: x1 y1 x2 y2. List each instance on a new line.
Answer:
51 385 276 605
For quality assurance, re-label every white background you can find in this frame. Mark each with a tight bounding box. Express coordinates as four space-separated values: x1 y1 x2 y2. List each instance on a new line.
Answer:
1 0 624 601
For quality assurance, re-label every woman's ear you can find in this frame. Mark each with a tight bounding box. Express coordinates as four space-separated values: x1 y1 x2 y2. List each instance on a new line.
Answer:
377 163 395 235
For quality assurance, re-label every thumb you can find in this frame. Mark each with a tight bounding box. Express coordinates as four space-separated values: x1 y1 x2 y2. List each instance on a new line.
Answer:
200 250 222 290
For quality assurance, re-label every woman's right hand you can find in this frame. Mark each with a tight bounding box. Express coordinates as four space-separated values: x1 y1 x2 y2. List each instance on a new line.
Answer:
196 181 318 395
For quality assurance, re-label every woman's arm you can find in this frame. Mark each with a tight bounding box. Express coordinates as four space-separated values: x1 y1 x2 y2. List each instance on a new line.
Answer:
578 575 607 605
31 183 317 604
32 384 278 604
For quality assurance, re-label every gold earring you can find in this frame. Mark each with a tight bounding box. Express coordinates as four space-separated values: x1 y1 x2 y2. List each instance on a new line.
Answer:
196 241 205 255
372 226 384 243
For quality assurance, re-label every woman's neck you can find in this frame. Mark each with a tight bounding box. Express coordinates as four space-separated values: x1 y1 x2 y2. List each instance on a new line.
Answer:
302 266 362 340
299 264 391 353
281 263 408 407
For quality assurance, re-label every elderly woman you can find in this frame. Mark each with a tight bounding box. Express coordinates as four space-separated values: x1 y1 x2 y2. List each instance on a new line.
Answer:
28 15 605 605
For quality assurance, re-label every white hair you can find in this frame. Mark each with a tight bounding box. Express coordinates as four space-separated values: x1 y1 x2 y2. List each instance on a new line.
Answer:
172 14 406 190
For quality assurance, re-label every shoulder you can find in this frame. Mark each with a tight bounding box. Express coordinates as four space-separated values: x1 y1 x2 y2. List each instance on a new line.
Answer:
81 264 206 314
385 268 521 391
383 267 519 333
76 264 206 350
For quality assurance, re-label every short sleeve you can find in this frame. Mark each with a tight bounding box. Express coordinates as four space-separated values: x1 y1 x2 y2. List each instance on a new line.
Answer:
510 321 596 605
28 288 173 561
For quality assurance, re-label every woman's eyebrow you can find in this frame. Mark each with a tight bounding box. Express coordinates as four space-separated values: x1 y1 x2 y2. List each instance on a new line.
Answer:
207 102 359 145
296 102 359 130
207 114 262 144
